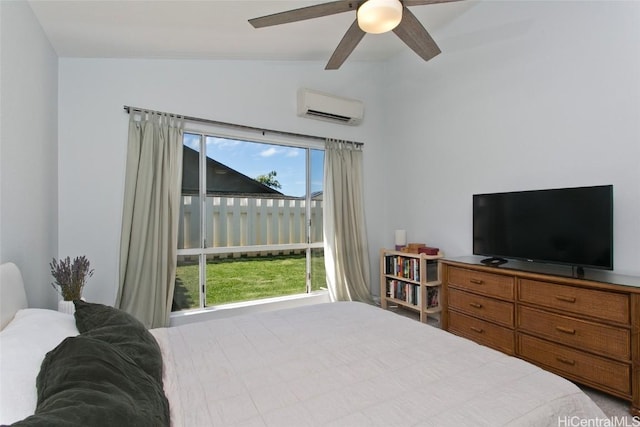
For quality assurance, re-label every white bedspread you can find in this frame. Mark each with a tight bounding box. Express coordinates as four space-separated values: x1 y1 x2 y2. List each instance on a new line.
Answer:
151 302 607 427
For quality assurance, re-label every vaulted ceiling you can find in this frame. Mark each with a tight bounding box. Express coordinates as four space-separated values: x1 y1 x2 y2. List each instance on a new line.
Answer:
28 1 473 65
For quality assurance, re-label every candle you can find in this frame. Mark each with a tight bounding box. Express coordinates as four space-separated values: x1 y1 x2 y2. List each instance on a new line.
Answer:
394 230 406 250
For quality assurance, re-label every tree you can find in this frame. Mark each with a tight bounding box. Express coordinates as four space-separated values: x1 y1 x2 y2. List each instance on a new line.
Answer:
255 170 282 190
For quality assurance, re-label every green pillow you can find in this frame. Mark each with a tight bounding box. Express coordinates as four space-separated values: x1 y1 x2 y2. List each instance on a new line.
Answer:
73 300 163 384
11 336 169 427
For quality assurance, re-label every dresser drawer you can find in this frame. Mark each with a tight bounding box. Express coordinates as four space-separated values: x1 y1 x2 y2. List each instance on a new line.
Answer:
519 279 629 324
449 288 514 328
447 267 514 300
518 306 630 360
518 334 631 396
448 311 515 355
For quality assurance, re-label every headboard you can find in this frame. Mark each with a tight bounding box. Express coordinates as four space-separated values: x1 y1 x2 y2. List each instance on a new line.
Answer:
0 262 28 330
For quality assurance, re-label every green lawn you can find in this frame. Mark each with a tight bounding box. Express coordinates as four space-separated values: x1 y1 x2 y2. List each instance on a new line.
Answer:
173 253 325 311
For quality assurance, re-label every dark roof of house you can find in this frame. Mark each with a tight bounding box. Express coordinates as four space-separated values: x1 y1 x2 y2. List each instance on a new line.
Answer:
182 146 283 196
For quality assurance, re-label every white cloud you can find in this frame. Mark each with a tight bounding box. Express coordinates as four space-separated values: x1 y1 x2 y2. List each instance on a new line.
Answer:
285 148 300 157
206 136 241 150
183 133 201 150
259 147 279 157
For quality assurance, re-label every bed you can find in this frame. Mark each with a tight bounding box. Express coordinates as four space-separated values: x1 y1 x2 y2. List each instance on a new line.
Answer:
0 261 608 426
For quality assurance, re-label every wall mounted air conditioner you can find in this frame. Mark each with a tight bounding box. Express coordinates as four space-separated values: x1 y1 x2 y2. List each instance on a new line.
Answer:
297 88 364 126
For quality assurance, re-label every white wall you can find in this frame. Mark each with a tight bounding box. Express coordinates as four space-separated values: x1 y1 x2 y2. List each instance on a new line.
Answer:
378 0 640 282
33 0 640 308
58 58 387 305
0 1 59 308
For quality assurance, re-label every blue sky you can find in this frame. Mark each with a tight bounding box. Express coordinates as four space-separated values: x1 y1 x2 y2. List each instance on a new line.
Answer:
184 133 323 198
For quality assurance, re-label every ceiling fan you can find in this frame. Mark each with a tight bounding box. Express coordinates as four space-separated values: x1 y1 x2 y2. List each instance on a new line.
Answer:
249 0 464 70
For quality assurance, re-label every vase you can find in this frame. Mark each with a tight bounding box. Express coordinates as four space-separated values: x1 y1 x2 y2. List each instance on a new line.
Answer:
58 300 76 314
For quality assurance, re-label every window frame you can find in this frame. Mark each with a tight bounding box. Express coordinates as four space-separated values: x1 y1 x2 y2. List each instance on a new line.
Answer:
175 123 325 311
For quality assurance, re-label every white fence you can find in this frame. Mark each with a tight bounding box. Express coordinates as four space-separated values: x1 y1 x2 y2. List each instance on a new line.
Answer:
178 195 323 249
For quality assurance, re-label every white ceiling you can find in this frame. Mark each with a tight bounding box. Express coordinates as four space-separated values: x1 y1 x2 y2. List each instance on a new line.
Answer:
27 0 473 65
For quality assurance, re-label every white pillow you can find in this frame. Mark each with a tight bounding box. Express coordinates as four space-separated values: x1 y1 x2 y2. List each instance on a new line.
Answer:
0 309 79 424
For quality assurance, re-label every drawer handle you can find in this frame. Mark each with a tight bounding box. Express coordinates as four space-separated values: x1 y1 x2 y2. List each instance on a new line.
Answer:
470 279 484 285
469 302 483 309
556 356 576 366
470 326 484 333
555 295 577 303
555 326 576 335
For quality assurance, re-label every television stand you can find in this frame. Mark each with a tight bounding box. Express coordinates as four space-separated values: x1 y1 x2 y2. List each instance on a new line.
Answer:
480 257 507 266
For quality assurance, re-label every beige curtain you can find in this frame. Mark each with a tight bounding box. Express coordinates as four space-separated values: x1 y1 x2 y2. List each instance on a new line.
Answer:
323 139 373 303
116 113 183 328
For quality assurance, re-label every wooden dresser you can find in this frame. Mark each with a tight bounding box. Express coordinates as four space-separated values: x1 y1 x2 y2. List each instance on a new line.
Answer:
441 257 640 416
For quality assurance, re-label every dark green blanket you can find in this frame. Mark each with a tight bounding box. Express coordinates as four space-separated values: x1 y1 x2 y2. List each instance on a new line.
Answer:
73 300 164 384
9 302 170 427
11 336 169 427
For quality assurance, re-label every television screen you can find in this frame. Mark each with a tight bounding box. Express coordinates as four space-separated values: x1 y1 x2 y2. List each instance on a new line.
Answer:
473 185 613 270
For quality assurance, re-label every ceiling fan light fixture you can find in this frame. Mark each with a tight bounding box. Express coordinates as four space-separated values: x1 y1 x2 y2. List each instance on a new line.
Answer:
357 0 403 34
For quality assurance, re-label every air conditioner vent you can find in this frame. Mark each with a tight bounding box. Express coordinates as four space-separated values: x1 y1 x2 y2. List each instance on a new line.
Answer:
297 88 364 126
306 109 352 123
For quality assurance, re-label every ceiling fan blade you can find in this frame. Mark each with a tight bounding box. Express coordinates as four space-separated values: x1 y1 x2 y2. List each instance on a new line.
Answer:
403 0 465 6
393 6 441 62
249 1 357 29
325 19 366 70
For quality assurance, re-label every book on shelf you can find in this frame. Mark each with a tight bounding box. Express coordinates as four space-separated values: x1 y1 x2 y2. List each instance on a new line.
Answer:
385 255 420 281
427 287 439 309
386 279 420 306
425 259 438 282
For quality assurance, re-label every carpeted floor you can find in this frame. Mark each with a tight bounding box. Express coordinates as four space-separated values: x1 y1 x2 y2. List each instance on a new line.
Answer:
580 386 636 421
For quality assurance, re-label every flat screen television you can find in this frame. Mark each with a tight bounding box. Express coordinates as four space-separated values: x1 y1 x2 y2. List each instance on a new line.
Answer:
473 185 613 272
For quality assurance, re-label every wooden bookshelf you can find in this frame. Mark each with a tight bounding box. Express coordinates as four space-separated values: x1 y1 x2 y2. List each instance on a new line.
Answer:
379 249 444 324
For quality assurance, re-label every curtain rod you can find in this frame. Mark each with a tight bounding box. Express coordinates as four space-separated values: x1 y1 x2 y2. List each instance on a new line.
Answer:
123 106 363 147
